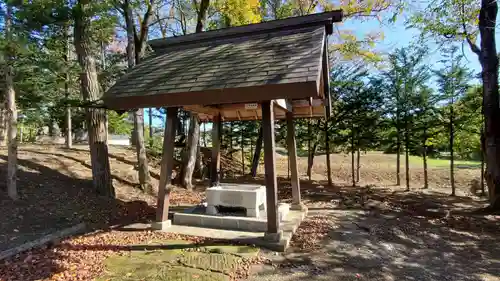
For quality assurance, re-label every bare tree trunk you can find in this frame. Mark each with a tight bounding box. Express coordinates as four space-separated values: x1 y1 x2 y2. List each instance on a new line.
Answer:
325 122 332 186
133 110 151 191
251 126 263 177
423 127 428 189
450 105 455 196
74 0 114 197
478 0 500 209
124 0 151 192
404 117 410 191
195 142 202 178
241 129 245 175
203 122 207 147
229 122 233 150
307 120 311 181
64 23 72 149
0 108 6 147
351 126 355 187
181 115 200 190
481 127 486 196
396 105 401 186
181 0 209 187
356 148 360 183
307 120 321 180
307 140 318 180
5 4 17 200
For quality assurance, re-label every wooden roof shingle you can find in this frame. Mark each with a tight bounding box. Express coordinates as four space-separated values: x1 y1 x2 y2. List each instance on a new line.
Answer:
103 11 342 110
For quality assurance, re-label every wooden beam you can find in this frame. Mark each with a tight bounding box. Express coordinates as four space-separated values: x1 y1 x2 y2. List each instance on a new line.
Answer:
184 105 220 116
292 99 323 107
156 106 178 224
211 114 222 186
262 100 279 234
286 112 301 207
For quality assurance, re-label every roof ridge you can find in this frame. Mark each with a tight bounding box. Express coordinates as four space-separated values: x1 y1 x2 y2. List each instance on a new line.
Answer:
148 10 342 49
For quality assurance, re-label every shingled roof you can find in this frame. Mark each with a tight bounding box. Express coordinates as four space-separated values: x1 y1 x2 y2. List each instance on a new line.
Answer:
103 10 342 110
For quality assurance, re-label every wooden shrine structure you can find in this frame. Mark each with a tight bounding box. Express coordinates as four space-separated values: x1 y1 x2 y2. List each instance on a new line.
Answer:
103 10 343 240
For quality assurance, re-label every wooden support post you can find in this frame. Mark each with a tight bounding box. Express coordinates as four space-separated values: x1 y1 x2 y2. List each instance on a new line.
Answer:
262 101 280 238
286 112 305 210
211 114 221 186
154 106 178 230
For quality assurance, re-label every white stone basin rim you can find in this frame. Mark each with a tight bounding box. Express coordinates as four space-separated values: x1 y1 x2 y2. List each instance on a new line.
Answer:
208 183 263 191
206 184 267 218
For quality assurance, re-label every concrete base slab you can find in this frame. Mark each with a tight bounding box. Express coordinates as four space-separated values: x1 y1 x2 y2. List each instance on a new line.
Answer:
263 231 283 242
166 209 307 252
174 203 291 232
151 220 172 231
291 202 308 211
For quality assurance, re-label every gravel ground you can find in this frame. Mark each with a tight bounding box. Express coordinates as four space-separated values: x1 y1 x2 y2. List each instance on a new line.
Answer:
250 186 500 281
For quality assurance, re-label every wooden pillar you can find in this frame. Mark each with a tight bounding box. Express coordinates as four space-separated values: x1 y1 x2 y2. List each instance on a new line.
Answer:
211 114 221 186
286 112 304 210
154 106 178 230
262 101 280 237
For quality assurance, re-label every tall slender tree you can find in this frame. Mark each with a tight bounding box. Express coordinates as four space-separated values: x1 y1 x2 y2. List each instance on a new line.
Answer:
410 0 500 209
435 47 472 196
180 0 209 190
73 0 114 196
3 2 18 200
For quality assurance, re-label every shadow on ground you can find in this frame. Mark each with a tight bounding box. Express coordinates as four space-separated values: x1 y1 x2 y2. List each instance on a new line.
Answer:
250 183 500 281
0 154 159 280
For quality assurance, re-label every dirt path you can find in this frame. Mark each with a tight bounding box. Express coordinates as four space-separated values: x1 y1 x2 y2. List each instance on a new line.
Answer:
250 186 500 281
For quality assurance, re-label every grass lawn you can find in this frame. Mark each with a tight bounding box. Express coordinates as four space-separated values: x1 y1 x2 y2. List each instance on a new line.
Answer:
408 155 481 168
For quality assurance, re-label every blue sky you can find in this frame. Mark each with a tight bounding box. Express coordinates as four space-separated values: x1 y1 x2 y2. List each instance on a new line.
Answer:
342 17 485 75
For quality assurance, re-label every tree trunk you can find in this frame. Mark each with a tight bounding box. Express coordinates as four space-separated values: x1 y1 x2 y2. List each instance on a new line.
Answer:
181 114 200 190
0 108 6 147
325 122 332 186
130 112 137 146
250 137 254 158
395 93 401 186
74 0 114 197
356 148 360 183
203 122 207 147
229 122 233 150
149 108 153 144
180 0 209 187
481 127 486 196
404 116 410 191
450 106 455 196
124 0 151 192
64 23 72 149
133 109 151 191
195 143 202 178
423 127 428 189
396 138 401 186
5 4 17 200
351 127 355 187
307 140 318 180
307 120 311 181
241 129 245 175
251 126 263 177
307 120 321 179
477 0 500 209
